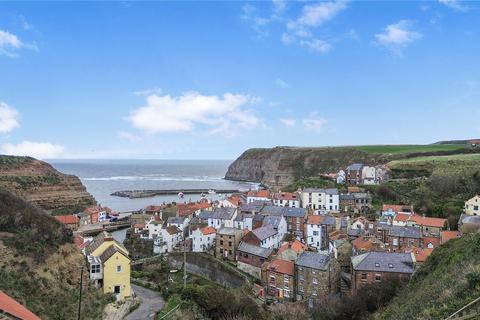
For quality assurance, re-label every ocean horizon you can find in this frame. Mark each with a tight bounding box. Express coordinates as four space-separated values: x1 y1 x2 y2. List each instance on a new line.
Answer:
48 159 256 212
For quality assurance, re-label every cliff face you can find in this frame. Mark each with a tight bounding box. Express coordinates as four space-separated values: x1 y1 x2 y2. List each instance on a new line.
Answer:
0 155 95 212
225 147 391 187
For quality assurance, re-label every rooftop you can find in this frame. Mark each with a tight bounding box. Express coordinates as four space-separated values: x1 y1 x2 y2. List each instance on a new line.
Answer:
252 225 277 240
352 252 414 274
295 251 330 270
267 259 294 276
238 242 273 258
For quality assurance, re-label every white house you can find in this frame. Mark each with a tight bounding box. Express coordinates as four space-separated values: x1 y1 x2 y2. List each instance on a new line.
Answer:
300 188 339 212
250 226 280 249
336 170 346 184
153 226 183 254
262 215 287 243
145 217 164 239
465 195 480 216
208 207 237 229
306 214 335 250
190 226 216 252
272 192 300 208
246 190 270 204
233 213 254 231
166 216 190 232
361 166 377 185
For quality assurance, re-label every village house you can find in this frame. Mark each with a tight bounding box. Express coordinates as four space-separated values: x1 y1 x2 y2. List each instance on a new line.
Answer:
263 259 295 301
85 232 131 300
145 216 164 239
351 252 414 294
246 190 270 203
239 200 269 215
306 215 335 251
166 216 190 233
441 230 461 244
233 213 254 231
253 213 265 230
208 207 237 229
190 226 216 252
406 215 447 237
336 170 346 184
346 163 364 185
218 194 244 208
54 214 79 230
276 240 307 261
382 225 422 252
272 192 300 208
361 166 377 185
464 195 480 216
353 193 372 213
351 235 385 255
215 227 243 261
261 206 307 238
153 226 183 253
84 206 109 223
295 252 340 301
145 205 163 216
237 242 273 279
300 188 339 213
262 215 288 243
242 226 280 249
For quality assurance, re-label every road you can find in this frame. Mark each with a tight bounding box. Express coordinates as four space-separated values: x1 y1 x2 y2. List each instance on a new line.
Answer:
127 284 165 320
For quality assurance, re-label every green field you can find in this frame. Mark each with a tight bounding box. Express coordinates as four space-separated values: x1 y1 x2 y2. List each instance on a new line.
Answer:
389 153 480 164
352 144 467 154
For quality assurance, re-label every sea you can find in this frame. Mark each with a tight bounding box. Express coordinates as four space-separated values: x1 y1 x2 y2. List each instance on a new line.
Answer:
48 159 257 213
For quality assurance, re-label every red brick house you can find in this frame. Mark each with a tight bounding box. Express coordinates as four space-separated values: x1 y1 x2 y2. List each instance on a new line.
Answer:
263 259 295 301
237 242 273 279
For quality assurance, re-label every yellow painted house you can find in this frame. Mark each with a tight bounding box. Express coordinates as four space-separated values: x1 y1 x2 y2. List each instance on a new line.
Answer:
465 195 480 216
85 231 131 299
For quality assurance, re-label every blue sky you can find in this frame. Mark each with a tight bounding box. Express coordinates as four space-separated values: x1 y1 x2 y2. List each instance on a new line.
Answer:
0 1 479 160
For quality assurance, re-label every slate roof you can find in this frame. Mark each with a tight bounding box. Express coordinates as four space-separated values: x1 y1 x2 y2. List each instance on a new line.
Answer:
340 193 355 200
217 227 240 236
240 200 271 213
283 207 307 217
351 252 414 274
295 251 330 270
238 242 273 258
261 205 286 216
384 225 422 239
85 231 126 256
99 244 128 263
347 163 363 171
198 210 213 220
460 214 480 225
263 215 283 228
303 188 339 195
252 225 277 240
234 213 253 222
167 216 186 225
211 207 236 220
353 193 371 200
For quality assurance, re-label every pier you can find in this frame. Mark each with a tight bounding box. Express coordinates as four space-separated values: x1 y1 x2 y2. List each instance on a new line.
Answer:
111 188 241 199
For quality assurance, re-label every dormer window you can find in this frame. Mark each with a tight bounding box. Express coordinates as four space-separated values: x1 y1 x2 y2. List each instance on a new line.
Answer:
388 263 394 268
375 262 380 267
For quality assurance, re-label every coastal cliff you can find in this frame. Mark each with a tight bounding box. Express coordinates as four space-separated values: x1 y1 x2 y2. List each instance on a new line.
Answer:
225 147 391 187
0 155 95 212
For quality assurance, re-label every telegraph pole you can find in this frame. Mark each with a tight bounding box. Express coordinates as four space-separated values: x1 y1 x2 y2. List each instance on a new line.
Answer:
183 236 187 289
78 265 84 320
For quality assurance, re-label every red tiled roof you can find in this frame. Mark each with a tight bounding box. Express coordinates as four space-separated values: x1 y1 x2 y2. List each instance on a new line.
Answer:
0 290 41 320
246 190 270 198
329 230 348 241
382 204 413 213
277 240 307 254
54 214 79 225
441 230 460 244
348 186 361 193
394 213 410 222
412 247 433 263
145 205 164 212
201 226 216 235
134 224 145 229
423 237 441 249
267 259 294 276
228 195 242 206
272 192 298 201
352 236 383 252
307 215 330 225
409 215 447 228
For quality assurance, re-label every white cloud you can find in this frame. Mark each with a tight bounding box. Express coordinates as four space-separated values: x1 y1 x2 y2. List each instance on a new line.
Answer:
132 87 163 96
1 141 64 159
275 78 289 88
117 131 141 142
438 0 468 11
375 20 422 54
303 115 327 132
0 102 20 133
0 30 36 57
300 38 332 53
280 118 296 127
297 1 348 27
128 91 261 135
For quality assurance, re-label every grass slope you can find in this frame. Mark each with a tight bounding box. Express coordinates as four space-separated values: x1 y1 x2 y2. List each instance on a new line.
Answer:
353 144 467 154
0 188 111 319
374 233 480 320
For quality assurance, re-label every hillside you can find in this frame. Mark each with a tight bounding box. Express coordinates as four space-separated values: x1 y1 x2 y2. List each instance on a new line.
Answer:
0 155 95 213
225 144 475 187
374 233 480 320
0 189 111 319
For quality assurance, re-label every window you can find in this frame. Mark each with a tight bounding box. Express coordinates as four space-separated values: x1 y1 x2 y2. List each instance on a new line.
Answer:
375 262 380 268
375 274 381 282
312 278 318 284
229 241 232 247
220 240 224 246
284 275 289 283
116 265 122 272
91 264 100 274
361 273 367 281
475 206 479 211
284 290 290 298
228 250 232 255
313 231 319 236
388 263 394 268
299 286 304 293
114 286 121 294
270 275 276 284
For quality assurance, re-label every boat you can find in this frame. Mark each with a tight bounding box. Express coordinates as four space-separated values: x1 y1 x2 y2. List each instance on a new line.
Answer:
208 189 216 194
178 192 184 199
200 193 206 198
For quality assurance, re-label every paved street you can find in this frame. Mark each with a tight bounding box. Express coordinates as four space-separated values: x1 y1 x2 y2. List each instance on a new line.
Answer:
127 284 165 320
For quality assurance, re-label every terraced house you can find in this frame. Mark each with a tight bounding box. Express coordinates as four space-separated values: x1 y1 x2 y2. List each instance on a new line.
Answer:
263 259 295 301
295 252 340 301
